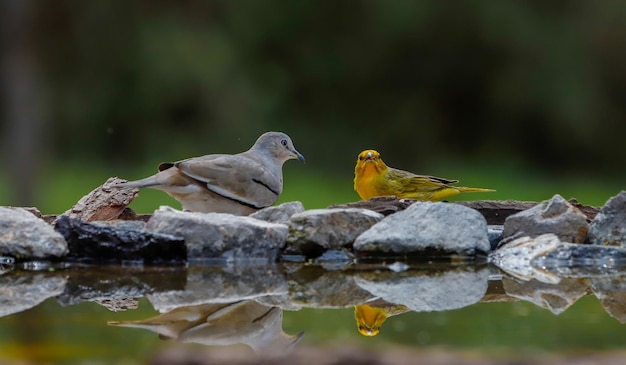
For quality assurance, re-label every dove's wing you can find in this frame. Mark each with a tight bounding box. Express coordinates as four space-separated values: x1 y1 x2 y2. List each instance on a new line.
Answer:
175 153 282 209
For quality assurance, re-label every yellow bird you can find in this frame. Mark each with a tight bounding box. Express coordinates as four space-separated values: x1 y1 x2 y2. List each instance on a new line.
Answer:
354 149 494 201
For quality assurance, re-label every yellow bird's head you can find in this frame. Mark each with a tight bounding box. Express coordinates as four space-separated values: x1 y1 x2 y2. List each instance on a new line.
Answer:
354 149 390 200
355 150 387 173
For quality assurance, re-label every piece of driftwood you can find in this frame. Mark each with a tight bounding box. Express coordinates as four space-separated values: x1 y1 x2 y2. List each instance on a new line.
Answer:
57 177 138 223
331 197 599 225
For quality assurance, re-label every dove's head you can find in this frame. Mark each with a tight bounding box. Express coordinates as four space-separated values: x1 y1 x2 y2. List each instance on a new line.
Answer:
254 132 305 164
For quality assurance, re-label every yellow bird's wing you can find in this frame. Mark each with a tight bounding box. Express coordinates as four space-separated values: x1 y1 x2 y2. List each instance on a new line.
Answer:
384 168 460 200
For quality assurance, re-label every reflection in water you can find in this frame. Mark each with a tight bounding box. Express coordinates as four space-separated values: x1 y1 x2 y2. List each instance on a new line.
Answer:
109 300 303 355
4 262 626 363
354 301 409 336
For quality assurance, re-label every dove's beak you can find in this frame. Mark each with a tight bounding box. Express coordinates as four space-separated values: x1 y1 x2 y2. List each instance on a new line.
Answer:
292 149 306 163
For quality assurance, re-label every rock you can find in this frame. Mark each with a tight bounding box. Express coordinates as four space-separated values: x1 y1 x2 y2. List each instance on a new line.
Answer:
250 201 305 225
287 208 383 257
55 215 186 264
58 177 138 222
146 207 288 260
354 267 489 312
0 273 67 318
0 207 68 259
587 191 626 247
353 202 490 256
502 276 589 314
590 275 626 323
489 234 562 283
502 194 589 243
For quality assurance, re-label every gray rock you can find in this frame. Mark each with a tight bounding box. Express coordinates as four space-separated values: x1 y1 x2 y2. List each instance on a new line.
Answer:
353 202 490 256
354 267 489 312
146 206 288 260
590 275 626 323
0 273 67 318
588 191 626 247
502 194 589 243
250 201 305 225
0 207 68 259
502 276 588 314
287 208 383 256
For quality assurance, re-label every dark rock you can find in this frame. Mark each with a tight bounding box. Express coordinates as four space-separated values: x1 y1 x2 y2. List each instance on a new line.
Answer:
487 225 504 249
55 215 186 264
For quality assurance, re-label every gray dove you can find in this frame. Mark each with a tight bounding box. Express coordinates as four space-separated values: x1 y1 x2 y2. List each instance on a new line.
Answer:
117 131 305 215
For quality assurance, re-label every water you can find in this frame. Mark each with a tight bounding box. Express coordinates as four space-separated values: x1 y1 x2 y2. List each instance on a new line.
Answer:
1 261 626 364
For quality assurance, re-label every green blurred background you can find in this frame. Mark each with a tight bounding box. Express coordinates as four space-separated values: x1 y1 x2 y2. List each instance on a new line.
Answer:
2 0 625 214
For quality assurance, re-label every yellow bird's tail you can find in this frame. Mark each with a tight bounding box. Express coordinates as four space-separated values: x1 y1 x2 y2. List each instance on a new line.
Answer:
456 187 495 193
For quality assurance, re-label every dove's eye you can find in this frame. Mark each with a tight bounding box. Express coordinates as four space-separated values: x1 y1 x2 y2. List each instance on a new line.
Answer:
280 139 288 146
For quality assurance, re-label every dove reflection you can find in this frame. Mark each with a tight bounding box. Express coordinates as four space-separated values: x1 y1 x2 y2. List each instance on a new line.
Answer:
108 300 303 355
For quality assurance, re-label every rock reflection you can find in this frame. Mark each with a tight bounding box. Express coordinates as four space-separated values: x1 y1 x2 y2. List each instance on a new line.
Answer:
6 260 626 346
109 300 302 355
354 266 490 313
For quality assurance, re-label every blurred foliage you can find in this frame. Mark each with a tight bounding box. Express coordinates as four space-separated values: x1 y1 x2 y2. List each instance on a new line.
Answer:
2 1 626 208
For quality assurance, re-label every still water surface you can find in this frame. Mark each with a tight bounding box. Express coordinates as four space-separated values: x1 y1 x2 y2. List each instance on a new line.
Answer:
1 261 626 364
